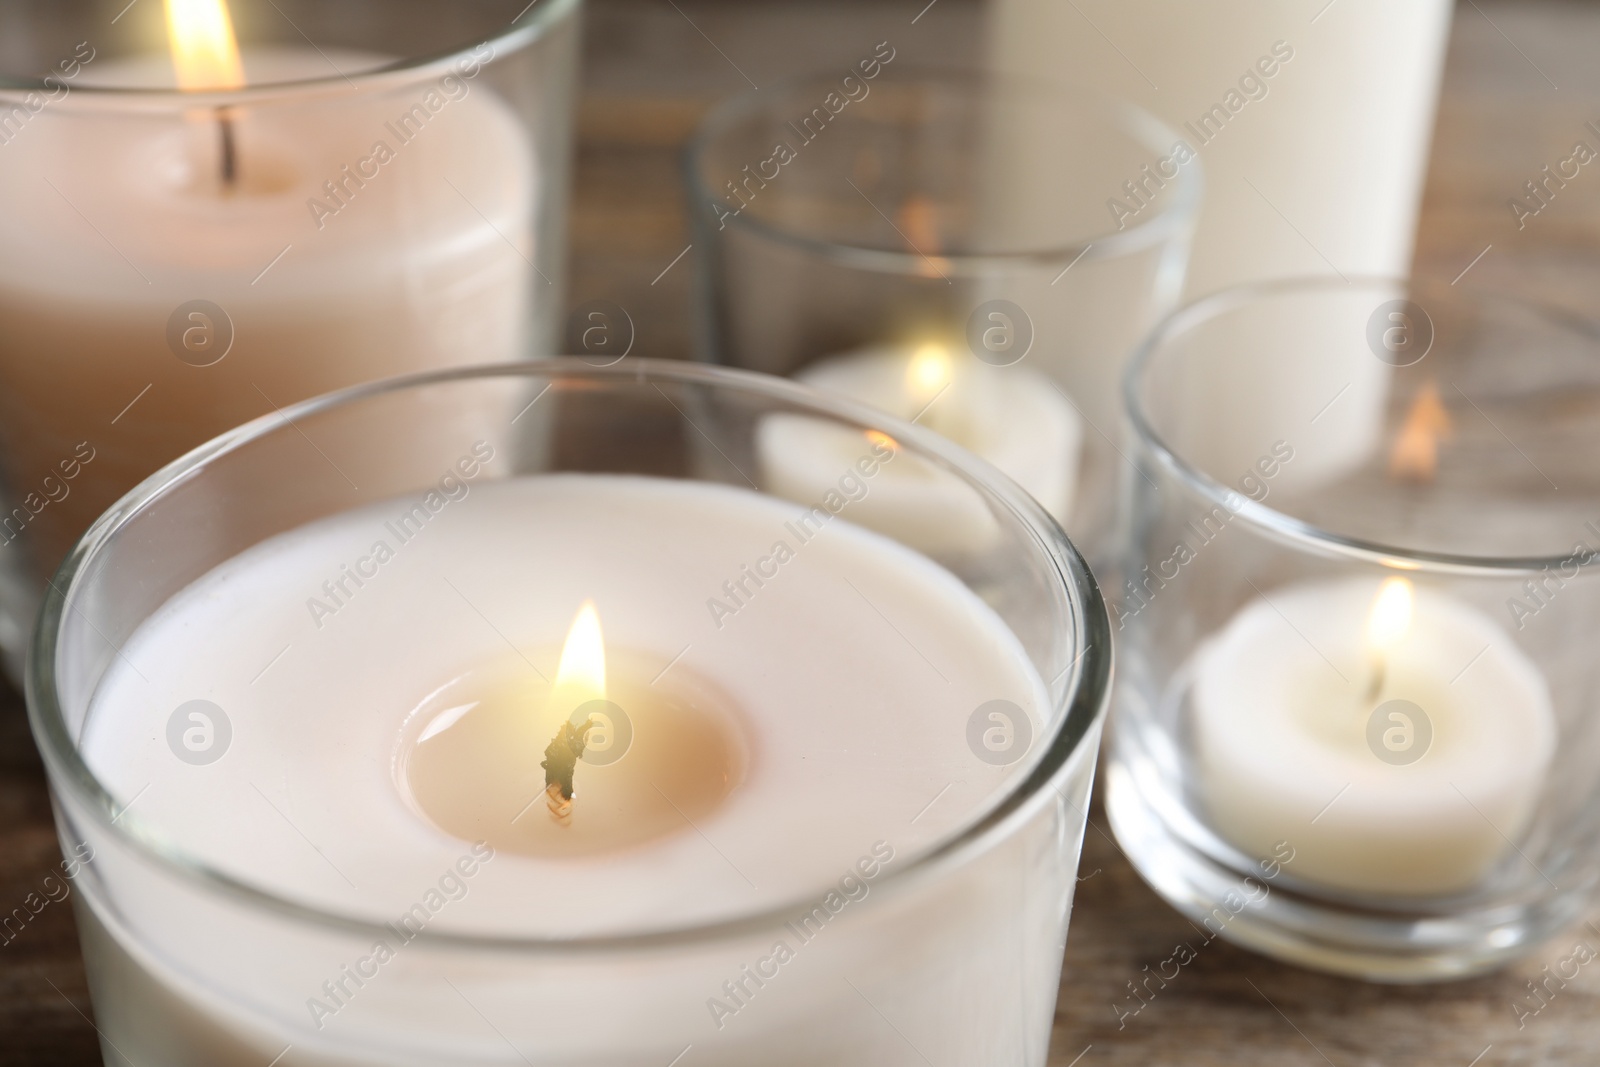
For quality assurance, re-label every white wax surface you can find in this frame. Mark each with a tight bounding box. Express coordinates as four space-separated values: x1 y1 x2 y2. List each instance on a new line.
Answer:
981 0 1447 454
760 347 1080 558
13 47 530 291
1192 579 1556 896
0 46 534 564
985 0 1451 295
83 475 1048 937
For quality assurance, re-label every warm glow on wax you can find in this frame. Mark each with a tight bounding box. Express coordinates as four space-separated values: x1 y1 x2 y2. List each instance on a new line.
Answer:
906 343 953 407
865 429 900 454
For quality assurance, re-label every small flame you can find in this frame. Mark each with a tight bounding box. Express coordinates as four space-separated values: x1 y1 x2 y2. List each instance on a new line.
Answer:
539 601 606 821
1365 577 1414 655
1389 381 1453 483
549 600 606 723
906 343 952 405
164 0 245 91
895 195 950 278
896 195 940 251
865 429 900 453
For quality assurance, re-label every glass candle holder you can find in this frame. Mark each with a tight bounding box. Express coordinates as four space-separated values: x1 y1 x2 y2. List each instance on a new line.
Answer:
0 0 579 679
1109 277 1600 981
685 67 1199 560
29 359 1111 1065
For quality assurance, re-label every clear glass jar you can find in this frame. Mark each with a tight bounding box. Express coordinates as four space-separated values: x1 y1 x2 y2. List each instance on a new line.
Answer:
30 359 1111 1065
685 67 1200 561
1110 277 1600 980
0 0 580 678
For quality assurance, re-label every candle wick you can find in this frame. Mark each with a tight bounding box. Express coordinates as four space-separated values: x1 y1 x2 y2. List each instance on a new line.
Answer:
216 107 239 190
1364 659 1386 706
540 718 596 823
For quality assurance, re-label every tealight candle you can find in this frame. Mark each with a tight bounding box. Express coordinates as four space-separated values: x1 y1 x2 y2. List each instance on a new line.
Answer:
760 343 1081 557
0 0 535 570
1191 576 1557 896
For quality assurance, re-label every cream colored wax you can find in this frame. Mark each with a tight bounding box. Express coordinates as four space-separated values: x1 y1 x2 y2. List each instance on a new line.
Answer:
1192 579 1555 896
72 474 1089 1065
762 345 1081 559
0 47 534 578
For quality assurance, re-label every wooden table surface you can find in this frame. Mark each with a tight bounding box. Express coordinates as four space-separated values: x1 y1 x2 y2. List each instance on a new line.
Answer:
6 1 1600 1063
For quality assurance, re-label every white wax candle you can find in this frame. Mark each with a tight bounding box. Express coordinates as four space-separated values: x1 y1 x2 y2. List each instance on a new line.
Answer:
1191 578 1556 896
0 45 534 565
984 0 1452 296
760 345 1081 557
980 1 1448 467
78 473 1058 1063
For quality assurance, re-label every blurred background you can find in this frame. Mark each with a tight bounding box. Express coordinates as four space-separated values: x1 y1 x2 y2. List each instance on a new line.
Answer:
573 0 1600 358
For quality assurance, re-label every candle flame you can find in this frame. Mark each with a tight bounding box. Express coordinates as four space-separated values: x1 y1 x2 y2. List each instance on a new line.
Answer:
1388 381 1453 484
865 429 900 454
550 600 606 721
164 0 245 91
1365 577 1414 654
895 195 950 279
906 343 952 405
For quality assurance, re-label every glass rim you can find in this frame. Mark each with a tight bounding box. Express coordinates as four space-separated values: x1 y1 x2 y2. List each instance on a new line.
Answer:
683 64 1203 271
1123 274 1600 576
0 0 578 106
27 357 1113 956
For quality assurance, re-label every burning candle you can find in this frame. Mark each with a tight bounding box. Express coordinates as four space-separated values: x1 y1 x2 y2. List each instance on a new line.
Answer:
75 472 1064 1062
760 343 1082 556
1190 576 1556 896
404 600 746 857
0 0 536 574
